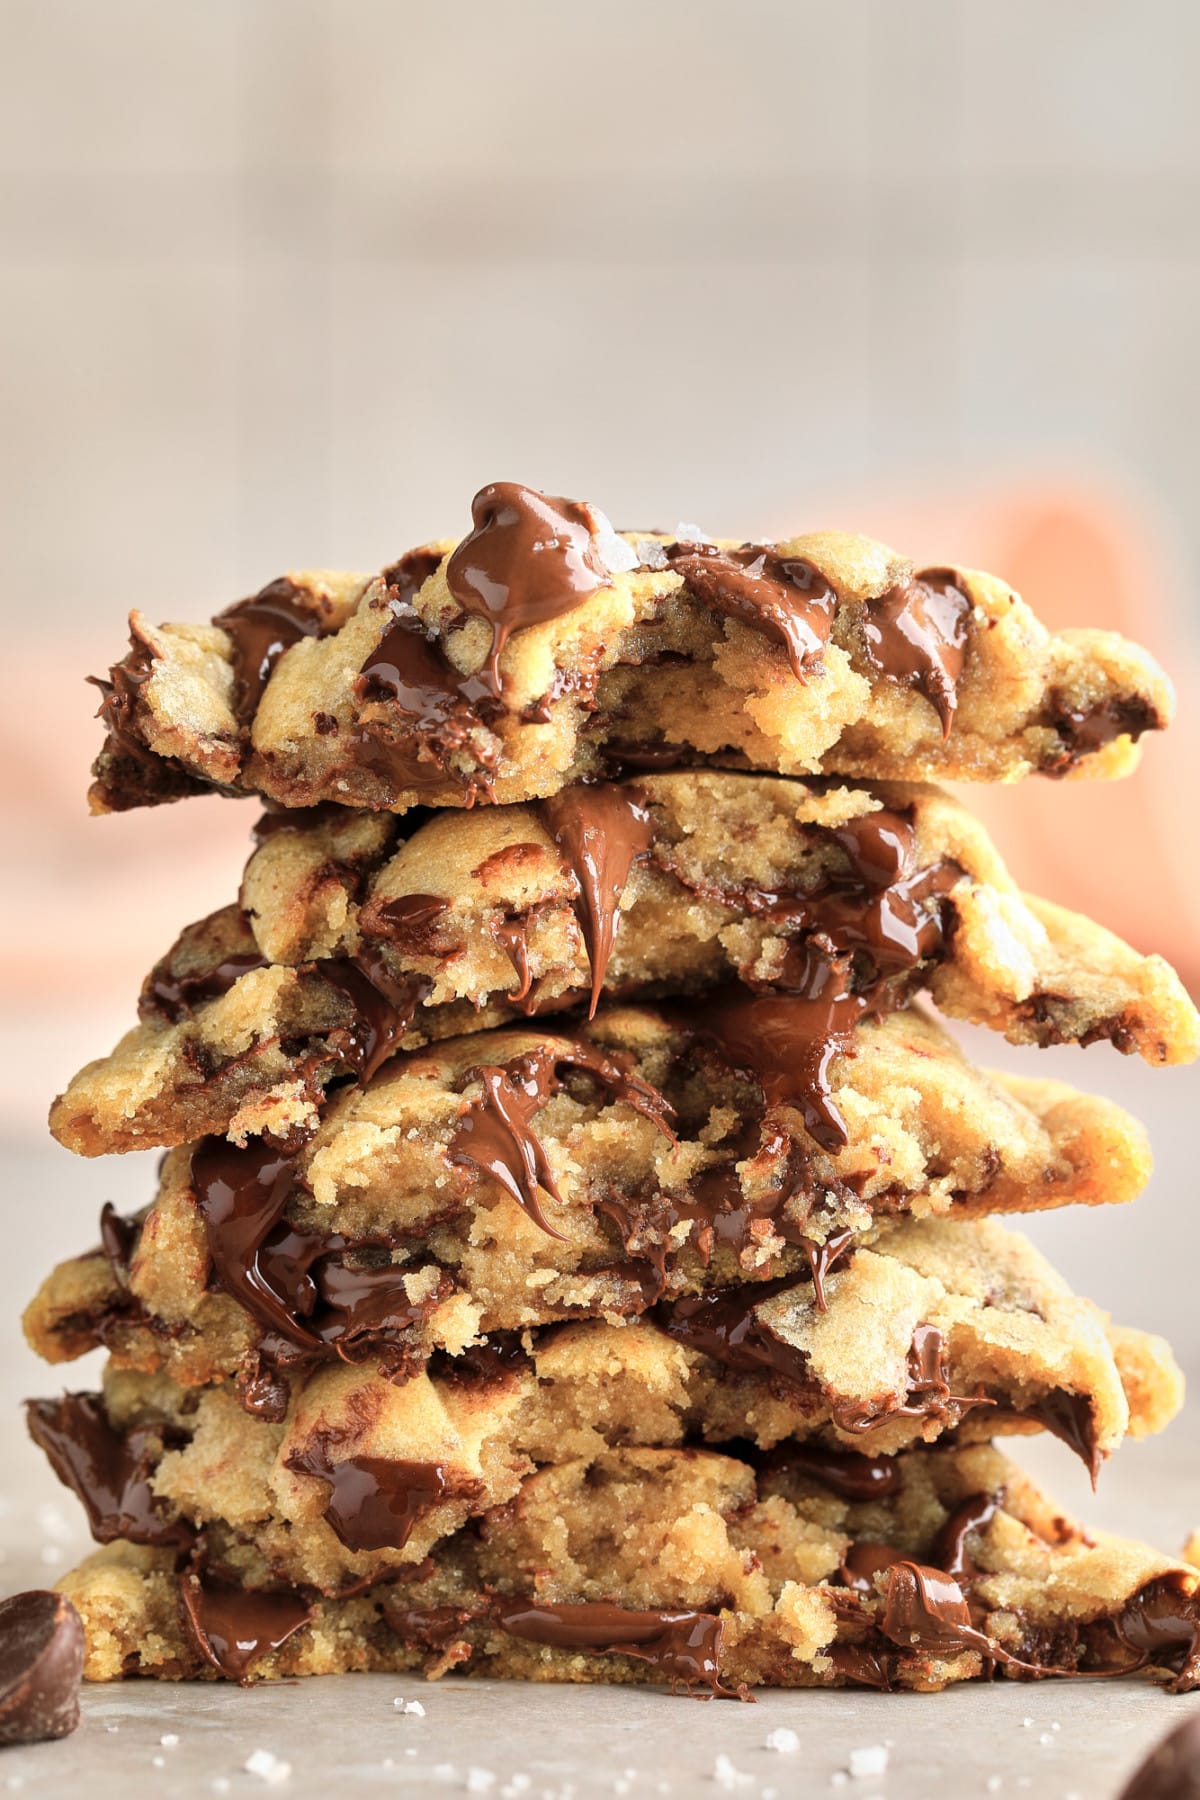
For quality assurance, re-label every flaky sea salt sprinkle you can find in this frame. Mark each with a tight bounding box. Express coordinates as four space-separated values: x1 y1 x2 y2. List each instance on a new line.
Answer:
765 1728 799 1753
848 1745 889 1779
244 1748 292 1785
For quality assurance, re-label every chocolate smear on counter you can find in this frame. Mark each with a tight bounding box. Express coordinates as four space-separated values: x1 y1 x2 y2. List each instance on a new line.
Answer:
318 951 429 1080
26 1394 192 1550
493 1600 749 1700
99 1202 139 1282
861 567 971 736
448 1040 674 1238
0 1592 84 1745
665 541 837 679
536 781 655 1014
213 577 332 725
285 1439 482 1552
1023 1389 1104 1485
831 1323 994 1434
445 484 613 697
1115 1573 1200 1693
930 1491 1002 1581
1116 1714 1200 1798
179 1567 313 1684
769 1445 902 1503
190 1137 453 1375
1045 694 1163 776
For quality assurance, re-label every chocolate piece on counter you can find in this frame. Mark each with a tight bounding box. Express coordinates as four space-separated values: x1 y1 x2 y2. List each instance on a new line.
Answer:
1046 693 1163 776
178 1568 313 1684
1116 1573 1200 1693
25 1394 191 1550
832 1323 994 1435
0 1592 84 1745
445 484 613 696
770 1445 902 1503
318 952 430 1081
285 1437 482 1552
861 567 971 736
448 1040 674 1237
665 542 837 679
493 1600 748 1700
213 577 332 725
536 781 654 1013
1117 1715 1200 1799
930 1492 1002 1582
878 1560 998 1659
1023 1389 1103 1485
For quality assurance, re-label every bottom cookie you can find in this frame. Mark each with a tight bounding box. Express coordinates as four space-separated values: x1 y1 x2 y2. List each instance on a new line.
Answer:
57 1441 1200 1697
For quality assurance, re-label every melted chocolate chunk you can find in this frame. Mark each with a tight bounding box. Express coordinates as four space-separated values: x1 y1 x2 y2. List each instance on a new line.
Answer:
1045 694 1163 775
190 1138 452 1372
0 1592 84 1745
769 1445 901 1503
98 1202 139 1282
878 1560 998 1659
826 1641 895 1690
318 951 429 1081
88 621 210 810
1024 1389 1103 1485
448 1041 674 1238
839 1539 907 1595
26 1394 192 1549
445 484 612 697
178 1568 313 1684
831 1323 994 1434
655 1279 811 1391
213 578 331 725
285 1439 481 1552
931 1491 1001 1581
367 893 452 957
861 567 971 736
1117 1715 1200 1799
536 781 654 1015
667 977 869 1152
382 1600 477 1653
1115 1573 1200 1693
493 1600 747 1700
666 542 837 679
140 906 268 1024
490 917 534 1004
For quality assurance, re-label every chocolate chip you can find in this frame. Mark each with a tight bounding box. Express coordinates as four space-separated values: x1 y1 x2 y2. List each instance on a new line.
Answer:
0 1591 85 1745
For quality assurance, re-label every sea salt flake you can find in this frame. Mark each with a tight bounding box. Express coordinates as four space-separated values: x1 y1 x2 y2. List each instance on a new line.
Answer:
711 1755 752 1791
152 1757 166 1769
765 1728 799 1753
849 1747 888 1779
466 1771 496 1794
592 510 639 576
404 1700 426 1716
244 1748 292 1785
675 522 710 545
160 1734 179 1747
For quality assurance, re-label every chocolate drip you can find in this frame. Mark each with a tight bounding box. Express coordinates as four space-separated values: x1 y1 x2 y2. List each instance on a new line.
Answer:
179 1567 313 1684
490 918 534 1004
445 484 612 697
493 1600 746 1700
769 1445 901 1503
367 894 451 957
536 781 655 1014
26 1394 191 1549
1046 694 1163 775
1115 1574 1200 1693
666 542 837 679
448 1041 674 1238
0 1592 85 1746
1024 1390 1103 1485
285 1438 481 1552
931 1492 1001 1581
862 567 971 736
190 1138 452 1372
213 578 331 725
879 1560 999 1659
670 978 869 1152
318 951 429 1081
839 1540 906 1595
831 1323 994 1435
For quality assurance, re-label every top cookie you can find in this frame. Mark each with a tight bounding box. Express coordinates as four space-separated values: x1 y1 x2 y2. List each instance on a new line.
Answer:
88 483 1174 815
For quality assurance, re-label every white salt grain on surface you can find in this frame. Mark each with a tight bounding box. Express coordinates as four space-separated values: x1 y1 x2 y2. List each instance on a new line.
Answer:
765 1728 800 1753
244 1748 292 1785
466 1771 497 1794
848 1747 888 1780
160 1733 179 1747
711 1754 753 1791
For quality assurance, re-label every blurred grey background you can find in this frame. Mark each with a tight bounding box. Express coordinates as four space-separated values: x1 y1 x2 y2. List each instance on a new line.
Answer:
1 0 1199 1579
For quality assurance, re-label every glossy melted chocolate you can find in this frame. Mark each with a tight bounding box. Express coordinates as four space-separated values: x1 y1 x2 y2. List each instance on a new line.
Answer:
213 578 331 725
25 1394 191 1549
861 568 971 736
665 541 837 680
285 1437 481 1552
493 1599 746 1700
535 781 654 1014
178 1567 313 1684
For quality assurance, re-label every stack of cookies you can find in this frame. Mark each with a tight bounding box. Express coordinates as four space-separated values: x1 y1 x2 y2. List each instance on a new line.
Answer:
25 484 1200 1697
